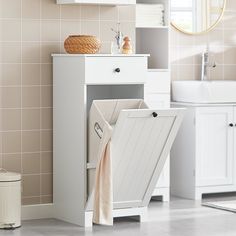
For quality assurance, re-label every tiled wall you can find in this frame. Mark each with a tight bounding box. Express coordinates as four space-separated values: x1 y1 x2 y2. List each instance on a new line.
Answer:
171 0 236 81
0 0 135 205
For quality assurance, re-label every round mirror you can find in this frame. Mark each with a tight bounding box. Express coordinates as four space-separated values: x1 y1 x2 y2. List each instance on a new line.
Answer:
171 0 226 35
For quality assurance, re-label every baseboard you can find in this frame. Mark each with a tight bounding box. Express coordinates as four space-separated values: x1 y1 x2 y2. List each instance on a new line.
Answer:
22 204 54 220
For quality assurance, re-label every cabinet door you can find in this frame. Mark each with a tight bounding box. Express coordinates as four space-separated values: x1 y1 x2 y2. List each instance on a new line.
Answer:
196 107 234 187
144 94 170 189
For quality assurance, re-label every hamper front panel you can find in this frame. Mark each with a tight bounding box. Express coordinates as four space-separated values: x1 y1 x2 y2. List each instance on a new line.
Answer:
112 110 177 206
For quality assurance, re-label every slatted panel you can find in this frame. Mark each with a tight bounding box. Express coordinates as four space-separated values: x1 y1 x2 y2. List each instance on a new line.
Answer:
112 110 177 207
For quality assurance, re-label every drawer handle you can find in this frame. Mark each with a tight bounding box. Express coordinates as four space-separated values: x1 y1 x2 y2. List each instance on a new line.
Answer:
229 123 234 127
114 68 121 73
152 112 158 118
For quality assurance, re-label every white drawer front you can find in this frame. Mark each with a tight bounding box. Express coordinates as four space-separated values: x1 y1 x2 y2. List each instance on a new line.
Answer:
145 71 170 94
85 57 147 84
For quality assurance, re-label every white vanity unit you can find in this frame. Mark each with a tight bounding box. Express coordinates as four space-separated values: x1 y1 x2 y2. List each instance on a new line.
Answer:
171 81 236 200
53 54 184 227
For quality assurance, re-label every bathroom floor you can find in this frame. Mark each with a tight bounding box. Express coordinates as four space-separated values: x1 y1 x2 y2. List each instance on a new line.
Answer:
2 195 236 236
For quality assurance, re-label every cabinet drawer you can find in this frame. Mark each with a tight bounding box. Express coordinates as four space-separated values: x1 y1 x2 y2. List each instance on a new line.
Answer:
145 71 170 94
85 57 147 84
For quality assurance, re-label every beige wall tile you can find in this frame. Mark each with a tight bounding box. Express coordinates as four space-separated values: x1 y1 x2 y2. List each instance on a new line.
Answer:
41 86 52 107
100 21 118 42
22 131 40 152
61 5 81 19
118 5 135 22
224 65 236 80
81 21 100 38
22 42 41 63
0 42 21 63
208 29 224 46
177 65 195 80
61 20 81 41
175 46 195 65
41 130 52 152
224 47 236 64
41 108 52 130
2 154 21 173
41 20 60 42
81 5 99 20
41 0 60 19
120 22 135 42
22 64 41 86
100 42 111 54
22 0 40 19
224 29 236 46
1 64 21 86
41 174 53 195
41 43 61 63
100 6 118 21
22 86 40 108
2 131 21 153
22 197 41 205
0 0 21 18
22 153 40 174
22 175 40 197
22 20 40 42
1 20 21 42
2 109 21 131
209 65 224 80
41 64 53 85
1 87 21 108
41 152 53 174
22 109 40 130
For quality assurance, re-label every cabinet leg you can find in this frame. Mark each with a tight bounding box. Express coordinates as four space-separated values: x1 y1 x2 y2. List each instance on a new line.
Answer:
139 207 148 222
152 188 170 202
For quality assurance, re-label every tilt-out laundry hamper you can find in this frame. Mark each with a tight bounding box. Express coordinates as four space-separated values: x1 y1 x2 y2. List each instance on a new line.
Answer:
52 54 184 227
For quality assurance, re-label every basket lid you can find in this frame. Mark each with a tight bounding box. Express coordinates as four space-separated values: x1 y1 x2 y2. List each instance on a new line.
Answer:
0 169 21 182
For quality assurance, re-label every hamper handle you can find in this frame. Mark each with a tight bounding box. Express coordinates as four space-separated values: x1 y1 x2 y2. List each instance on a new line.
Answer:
94 122 103 139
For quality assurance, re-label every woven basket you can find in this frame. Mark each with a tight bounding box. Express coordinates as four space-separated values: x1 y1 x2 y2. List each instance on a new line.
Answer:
64 35 101 54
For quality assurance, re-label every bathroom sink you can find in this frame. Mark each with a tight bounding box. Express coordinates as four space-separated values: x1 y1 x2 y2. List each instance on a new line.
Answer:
172 80 236 103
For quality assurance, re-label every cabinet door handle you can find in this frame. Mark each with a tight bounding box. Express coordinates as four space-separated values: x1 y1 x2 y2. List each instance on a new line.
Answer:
114 68 121 73
229 123 234 127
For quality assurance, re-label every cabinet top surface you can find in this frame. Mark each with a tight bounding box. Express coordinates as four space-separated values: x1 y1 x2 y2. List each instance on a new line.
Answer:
171 102 236 107
52 54 150 57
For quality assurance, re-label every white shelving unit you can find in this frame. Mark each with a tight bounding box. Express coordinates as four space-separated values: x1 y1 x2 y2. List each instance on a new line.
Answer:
136 0 171 201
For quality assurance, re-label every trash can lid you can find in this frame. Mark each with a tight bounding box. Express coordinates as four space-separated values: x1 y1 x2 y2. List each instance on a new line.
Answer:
0 169 21 182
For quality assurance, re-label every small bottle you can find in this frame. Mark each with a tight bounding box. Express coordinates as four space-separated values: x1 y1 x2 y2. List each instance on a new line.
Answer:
122 36 133 54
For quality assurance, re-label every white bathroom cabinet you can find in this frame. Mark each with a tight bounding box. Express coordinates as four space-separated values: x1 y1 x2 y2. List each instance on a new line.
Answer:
171 104 236 200
52 54 184 227
145 70 171 201
56 0 135 5
136 0 172 201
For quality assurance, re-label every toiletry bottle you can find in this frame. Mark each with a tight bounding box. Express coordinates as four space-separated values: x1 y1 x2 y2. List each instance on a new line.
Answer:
122 36 133 54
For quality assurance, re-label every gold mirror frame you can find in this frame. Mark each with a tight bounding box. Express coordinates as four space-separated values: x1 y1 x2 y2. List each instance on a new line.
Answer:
171 0 227 35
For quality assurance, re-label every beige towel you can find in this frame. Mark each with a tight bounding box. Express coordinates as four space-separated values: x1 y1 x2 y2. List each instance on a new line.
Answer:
93 123 113 226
